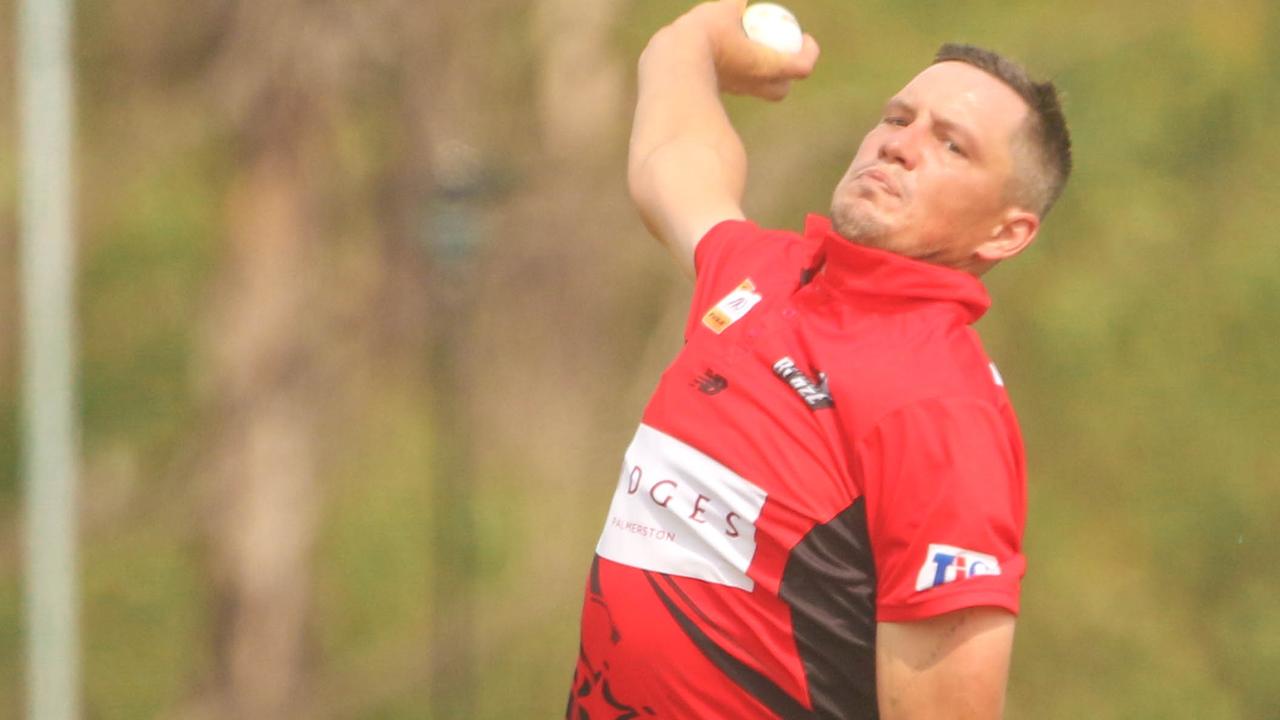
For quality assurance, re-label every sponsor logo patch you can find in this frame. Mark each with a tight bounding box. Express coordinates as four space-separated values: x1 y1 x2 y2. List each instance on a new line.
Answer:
915 543 1002 591
596 424 768 590
702 279 762 334
772 356 833 410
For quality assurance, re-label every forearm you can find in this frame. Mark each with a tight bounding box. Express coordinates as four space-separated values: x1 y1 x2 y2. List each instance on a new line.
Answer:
628 11 748 233
623 0 816 274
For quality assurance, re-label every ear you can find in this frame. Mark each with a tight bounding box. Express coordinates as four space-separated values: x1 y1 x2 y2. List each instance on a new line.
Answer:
975 208 1039 263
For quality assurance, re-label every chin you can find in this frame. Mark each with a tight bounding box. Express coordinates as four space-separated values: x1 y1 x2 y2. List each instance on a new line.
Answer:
831 200 892 249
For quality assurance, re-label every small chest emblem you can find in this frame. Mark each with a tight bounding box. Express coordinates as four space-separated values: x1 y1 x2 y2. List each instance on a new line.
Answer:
772 356 833 410
691 369 729 396
702 278 762 334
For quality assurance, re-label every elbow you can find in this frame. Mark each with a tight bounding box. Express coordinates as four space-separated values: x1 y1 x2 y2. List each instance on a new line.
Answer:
627 138 667 227
627 159 665 245
627 151 653 213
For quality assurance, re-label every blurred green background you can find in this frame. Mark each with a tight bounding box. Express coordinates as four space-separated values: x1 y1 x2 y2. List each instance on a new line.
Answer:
1 0 1277 717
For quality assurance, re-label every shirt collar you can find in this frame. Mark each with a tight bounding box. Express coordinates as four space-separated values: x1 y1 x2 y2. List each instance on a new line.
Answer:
803 214 991 324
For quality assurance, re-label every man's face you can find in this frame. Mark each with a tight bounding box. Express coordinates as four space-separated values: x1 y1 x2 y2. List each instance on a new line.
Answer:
830 61 1030 269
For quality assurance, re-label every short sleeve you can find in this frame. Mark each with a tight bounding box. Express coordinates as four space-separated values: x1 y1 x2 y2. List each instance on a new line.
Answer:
857 396 1027 622
684 219 813 341
693 218 761 282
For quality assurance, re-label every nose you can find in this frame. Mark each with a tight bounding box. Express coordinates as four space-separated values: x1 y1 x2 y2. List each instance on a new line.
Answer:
878 123 921 170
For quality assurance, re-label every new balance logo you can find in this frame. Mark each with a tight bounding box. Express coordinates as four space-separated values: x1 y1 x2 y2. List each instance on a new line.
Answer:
692 369 729 396
771 357 833 410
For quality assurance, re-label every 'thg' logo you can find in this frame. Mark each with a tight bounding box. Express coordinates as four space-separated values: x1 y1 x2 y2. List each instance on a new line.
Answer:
691 369 729 396
914 544 1002 591
771 357 833 410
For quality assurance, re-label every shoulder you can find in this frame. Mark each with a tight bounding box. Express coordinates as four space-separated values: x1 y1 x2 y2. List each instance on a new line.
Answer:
694 219 819 282
829 320 1011 438
688 219 822 333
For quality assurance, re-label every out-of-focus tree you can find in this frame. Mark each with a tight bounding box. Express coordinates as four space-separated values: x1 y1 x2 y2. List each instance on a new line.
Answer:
189 1 437 717
196 2 348 717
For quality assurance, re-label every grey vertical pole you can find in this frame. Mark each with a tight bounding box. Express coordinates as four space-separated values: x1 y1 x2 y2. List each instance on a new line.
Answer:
17 0 81 718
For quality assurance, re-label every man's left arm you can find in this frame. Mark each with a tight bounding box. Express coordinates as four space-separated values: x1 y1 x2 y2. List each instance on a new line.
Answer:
857 395 1027 718
876 607 1015 720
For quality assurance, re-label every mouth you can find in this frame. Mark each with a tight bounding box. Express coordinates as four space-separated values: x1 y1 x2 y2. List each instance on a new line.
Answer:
855 168 900 198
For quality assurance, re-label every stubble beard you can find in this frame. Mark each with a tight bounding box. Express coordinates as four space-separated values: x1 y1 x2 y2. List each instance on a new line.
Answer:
830 195 893 250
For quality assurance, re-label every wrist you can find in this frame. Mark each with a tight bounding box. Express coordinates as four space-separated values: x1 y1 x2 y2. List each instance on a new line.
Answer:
669 3 746 91
644 11 719 82
664 5 721 56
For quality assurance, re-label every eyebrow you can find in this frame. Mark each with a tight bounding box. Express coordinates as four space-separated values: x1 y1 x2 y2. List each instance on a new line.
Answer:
884 97 984 159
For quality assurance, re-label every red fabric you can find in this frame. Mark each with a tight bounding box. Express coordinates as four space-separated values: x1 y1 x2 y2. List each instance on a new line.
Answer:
859 397 1026 621
569 216 1027 719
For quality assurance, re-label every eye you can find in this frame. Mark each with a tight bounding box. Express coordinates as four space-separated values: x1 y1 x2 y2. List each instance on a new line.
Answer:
882 115 908 127
943 138 967 157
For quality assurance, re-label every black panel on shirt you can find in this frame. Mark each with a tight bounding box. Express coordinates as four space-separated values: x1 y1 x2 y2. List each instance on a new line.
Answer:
644 572 815 719
779 498 880 719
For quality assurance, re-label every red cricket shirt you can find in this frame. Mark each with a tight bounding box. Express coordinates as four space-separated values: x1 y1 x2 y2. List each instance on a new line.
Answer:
567 216 1027 719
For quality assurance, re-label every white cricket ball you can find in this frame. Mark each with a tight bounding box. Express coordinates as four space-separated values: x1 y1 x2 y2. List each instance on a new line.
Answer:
742 3 804 54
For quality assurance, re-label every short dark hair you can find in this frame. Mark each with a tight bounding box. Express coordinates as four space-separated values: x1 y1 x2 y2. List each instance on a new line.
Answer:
933 43 1072 218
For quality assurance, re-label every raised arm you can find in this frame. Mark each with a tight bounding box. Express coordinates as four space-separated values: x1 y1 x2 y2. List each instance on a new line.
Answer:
629 0 819 278
876 607 1017 719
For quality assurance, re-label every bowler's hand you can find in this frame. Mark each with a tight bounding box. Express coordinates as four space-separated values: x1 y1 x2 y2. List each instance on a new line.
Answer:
678 0 821 101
